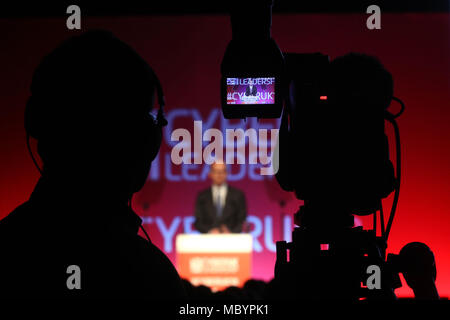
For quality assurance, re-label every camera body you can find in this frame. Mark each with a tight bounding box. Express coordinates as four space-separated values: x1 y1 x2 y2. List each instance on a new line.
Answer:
278 52 396 216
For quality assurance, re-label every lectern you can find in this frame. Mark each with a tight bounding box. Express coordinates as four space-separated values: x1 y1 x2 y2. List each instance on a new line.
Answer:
176 234 253 292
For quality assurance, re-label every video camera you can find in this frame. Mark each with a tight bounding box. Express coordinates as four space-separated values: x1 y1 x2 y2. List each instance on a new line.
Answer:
221 0 397 215
221 0 439 300
272 51 404 300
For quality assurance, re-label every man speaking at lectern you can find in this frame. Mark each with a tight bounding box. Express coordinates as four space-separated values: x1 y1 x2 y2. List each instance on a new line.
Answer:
194 163 247 234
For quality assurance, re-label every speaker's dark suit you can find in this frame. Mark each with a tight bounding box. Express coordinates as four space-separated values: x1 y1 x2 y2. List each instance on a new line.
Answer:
245 85 257 96
194 186 247 233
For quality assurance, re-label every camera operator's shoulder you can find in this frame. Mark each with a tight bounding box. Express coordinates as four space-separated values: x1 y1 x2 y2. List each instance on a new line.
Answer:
134 234 186 299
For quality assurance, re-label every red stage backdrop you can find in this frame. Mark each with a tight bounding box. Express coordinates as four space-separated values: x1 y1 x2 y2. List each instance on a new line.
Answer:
0 14 449 298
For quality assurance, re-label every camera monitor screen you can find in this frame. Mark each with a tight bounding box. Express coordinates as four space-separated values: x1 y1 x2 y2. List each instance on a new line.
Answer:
226 77 275 105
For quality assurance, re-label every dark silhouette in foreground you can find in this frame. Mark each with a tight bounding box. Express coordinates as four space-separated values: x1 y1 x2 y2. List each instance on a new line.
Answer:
0 31 185 298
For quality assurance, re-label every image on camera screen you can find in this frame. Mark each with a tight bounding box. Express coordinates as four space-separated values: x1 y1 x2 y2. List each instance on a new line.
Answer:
226 77 275 105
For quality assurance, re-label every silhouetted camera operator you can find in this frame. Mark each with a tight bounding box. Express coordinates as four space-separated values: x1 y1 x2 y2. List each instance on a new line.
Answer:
0 31 185 298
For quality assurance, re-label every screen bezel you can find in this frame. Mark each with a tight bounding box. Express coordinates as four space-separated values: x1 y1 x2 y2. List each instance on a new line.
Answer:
221 74 282 119
225 76 276 106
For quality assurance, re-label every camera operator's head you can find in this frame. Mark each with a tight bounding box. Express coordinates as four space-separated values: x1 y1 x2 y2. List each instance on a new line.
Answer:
25 30 160 202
